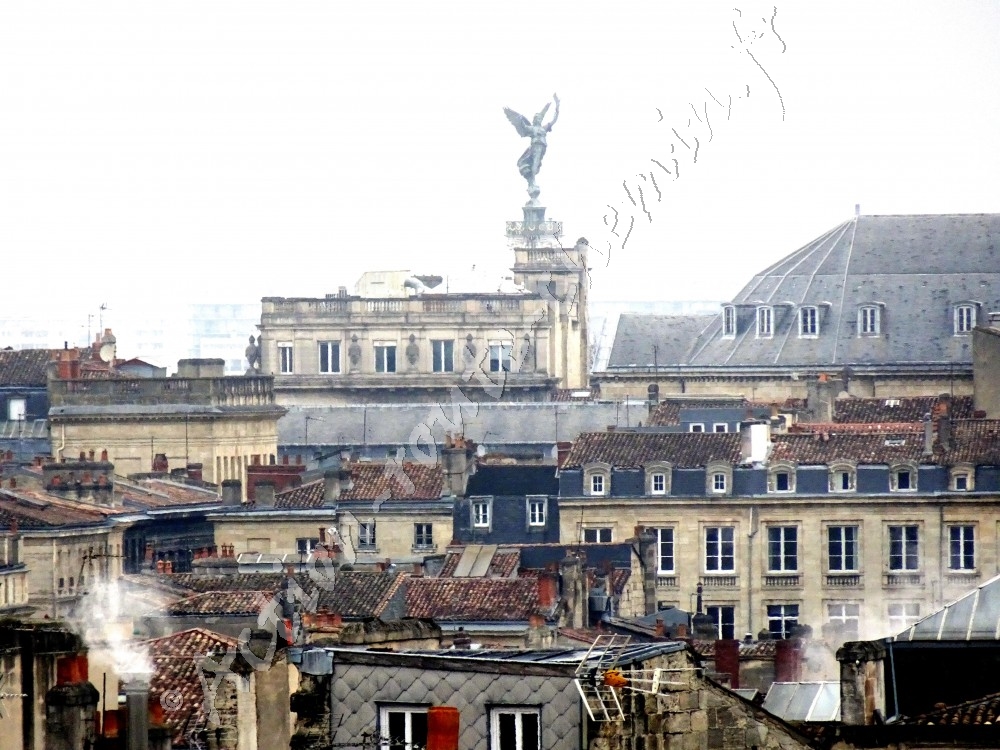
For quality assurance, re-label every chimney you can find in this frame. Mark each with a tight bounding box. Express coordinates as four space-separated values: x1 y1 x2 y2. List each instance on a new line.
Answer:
323 469 343 503
151 453 168 473
46 654 99 750
536 570 559 608
441 439 473 496
556 441 572 468
124 679 151 750
715 639 740 688
647 383 659 416
922 413 934 455
559 555 586 628
452 627 471 649
837 641 887 726
740 420 770 464
427 706 460 750
186 463 203 482
636 528 657 615
654 618 665 638
937 393 952 451
221 479 242 506
256 480 276 508
775 638 801 682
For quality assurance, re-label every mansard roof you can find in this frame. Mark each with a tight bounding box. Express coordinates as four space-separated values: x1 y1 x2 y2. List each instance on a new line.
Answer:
562 431 741 469
0 348 53 387
605 213 1000 372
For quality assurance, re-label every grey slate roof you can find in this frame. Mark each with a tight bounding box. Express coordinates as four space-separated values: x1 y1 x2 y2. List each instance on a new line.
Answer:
895 573 1000 641
607 314 715 368
603 214 1000 372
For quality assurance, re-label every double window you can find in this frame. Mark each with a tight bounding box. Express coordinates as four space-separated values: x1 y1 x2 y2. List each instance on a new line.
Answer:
656 528 675 574
414 523 434 549
888 602 920 634
767 603 799 639
296 538 319 556
645 463 671 496
705 526 735 573
706 605 736 640
380 705 428 750
828 526 859 571
955 304 976 334
489 341 513 372
359 522 376 550
706 462 732 495
278 342 294 374
472 499 491 529
767 526 798 572
374 342 397 373
527 497 547 527
799 306 819 336
859 305 880 336
888 525 919 571
432 340 454 372
582 528 612 543
318 341 341 373
489 708 540 750
948 525 975 570
756 306 773 337
584 465 611 497
826 602 860 640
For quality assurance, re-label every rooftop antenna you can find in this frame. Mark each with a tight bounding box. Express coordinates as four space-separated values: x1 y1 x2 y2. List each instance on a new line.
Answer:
99 302 108 332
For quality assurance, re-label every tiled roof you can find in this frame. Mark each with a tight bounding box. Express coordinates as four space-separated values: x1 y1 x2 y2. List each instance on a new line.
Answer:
118 478 221 510
550 387 600 402
275 479 325 509
169 572 316 595
163 590 274 616
788 422 923 434
648 399 747 427
436 550 521 578
833 395 976 423
909 691 1000 726
586 568 630 597
562 431 741 469
314 571 406 618
405 577 543 621
0 491 111 529
340 462 444 501
0 348 54 387
692 640 777 659
769 432 933 465
145 628 239 746
939 420 1000 465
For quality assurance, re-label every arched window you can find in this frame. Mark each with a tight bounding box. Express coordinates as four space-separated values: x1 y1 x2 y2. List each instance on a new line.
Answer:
828 461 857 492
583 462 611 497
768 462 797 493
706 460 732 496
645 462 673 496
890 462 918 492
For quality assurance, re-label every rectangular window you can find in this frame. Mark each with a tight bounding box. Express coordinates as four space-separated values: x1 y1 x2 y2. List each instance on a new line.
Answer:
954 473 969 491
826 602 860 640
489 342 513 372
359 522 376 549
490 708 540 750
713 423 729 433
767 604 799 639
705 605 736 640
432 340 454 372
705 526 735 572
374 343 397 373
723 306 736 337
828 526 858 571
656 528 675 574
888 602 920 634
800 307 818 336
894 469 913 491
949 525 975 570
889 525 919 571
278 342 294 374
527 497 546 526
651 473 666 495
318 341 341 373
380 706 428 750
772 472 791 492
712 473 727 493
757 306 773 337
768 526 798 572
956 305 976 334
590 474 606 495
296 538 319 556
414 523 434 549
689 423 705 433
860 306 879 336
7 397 26 421
472 500 491 529
583 528 612 543
831 469 855 492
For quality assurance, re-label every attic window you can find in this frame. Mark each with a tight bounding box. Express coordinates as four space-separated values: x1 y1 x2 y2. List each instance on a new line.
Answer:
722 306 736 337
955 304 977 335
799 307 819 337
756 306 773 338
858 306 880 336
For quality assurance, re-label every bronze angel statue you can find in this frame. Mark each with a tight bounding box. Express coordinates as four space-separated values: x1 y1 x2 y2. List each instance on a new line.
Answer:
504 94 560 202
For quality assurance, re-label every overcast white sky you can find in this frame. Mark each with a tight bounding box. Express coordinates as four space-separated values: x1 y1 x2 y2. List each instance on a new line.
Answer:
2 1 998 331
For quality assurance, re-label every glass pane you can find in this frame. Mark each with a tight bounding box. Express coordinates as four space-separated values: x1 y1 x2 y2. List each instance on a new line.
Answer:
498 713 517 750
522 713 539 750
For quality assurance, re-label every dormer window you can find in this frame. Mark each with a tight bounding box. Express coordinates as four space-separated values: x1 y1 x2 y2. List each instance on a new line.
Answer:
799 307 819 337
583 463 611 497
757 306 773 337
722 306 736 337
828 462 857 492
955 304 977 334
645 462 672 496
768 462 796 493
950 464 975 492
890 462 918 492
706 461 732 496
859 306 880 336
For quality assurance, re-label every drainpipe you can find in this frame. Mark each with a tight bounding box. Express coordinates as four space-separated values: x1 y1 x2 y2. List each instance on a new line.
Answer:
747 506 759 636
57 423 67 461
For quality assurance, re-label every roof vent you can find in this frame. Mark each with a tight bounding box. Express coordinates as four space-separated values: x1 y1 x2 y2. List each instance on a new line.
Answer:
884 399 900 407
884 438 906 447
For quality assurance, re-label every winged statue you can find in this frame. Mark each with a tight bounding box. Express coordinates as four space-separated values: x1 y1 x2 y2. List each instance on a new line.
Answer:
504 94 560 203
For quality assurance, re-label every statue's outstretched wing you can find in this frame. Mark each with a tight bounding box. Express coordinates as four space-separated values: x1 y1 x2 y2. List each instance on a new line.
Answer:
504 108 532 137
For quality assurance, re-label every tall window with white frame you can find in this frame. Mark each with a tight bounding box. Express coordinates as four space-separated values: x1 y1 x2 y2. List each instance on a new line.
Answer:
828 526 859 572
589 473 607 496
489 708 540 750
955 304 976 334
948 524 975 571
706 605 736 640
472 499 491 529
380 705 428 750
887 602 920 634
859 306 880 336
431 339 454 372
705 526 735 573
527 497 546 526
722 306 736 337
826 603 860 640
359 522 376 550
374 342 397 373
800 306 818 337
888 525 919 571
318 341 340 373
656 528 674 574
757 306 773 337
767 527 798 573
651 472 667 495
767 603 799 639
278 342 294 374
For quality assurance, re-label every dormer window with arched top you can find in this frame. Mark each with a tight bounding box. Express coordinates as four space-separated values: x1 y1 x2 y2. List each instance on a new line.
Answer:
954 304 977 335
722 306 737 337
757 306 773 338
828 461 857 492
706 460 733 496
858 305 881 337
583 463 611 497
890 462 918 492
645 461 673 496
768 462 797 493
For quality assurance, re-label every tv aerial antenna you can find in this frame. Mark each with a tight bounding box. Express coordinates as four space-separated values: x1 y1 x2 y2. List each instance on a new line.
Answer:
572 635 693 722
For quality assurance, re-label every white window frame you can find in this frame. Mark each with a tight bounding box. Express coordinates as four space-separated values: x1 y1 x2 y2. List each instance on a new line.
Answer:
358 521 376 549
950 464 975 491
826 602 861 640
890 463 918 492
829 463 857 493
7 397 26 421
472 498 492 529
888 524 920 571
651 473 666 495
688 423 705 433
827 525 860 572
414 523 434 549
722 306 736 337
583 464 611 497
278 342 294 374
859 306 880 336
954 304 976 334
488 341 513 372
582 527 612 543
296 537 319 556
656 527 675 574
888 602 920 633
706 461 732 495
948 524 976 571
374 341 397 373
799 306 819 337
705 526 736 573
431 339 455 372
318 341 341 374
645 462 671 496
489 707 541 750
705 604 736 640
756 306 773 337
713 423 729 433
379 705 428 750
767 603 800 639
767 526 798 573
527 496 546 526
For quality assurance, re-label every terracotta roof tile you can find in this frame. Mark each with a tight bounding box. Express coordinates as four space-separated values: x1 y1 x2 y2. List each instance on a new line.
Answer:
169 572 314 595
275 479 325 509
939 420 1000 465
405 578 543 621
562 431 742 469
770 432 932 465
833 395 976 423
340 462 444 501
314 571 405 618
692 639 777 659
0 349 54 387
550 388 599 402
144 628 239 746
910 691 1000 726
436 551 520 579
788 422 923 434
164 590 273 616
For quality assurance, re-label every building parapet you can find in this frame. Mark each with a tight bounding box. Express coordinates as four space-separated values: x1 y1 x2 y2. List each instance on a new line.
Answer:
49 375 277 408
261 294 535 319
